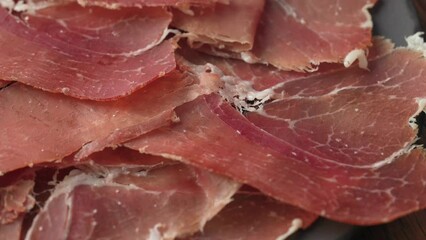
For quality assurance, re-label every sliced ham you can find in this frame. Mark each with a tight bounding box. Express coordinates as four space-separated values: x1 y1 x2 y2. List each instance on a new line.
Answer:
0 67 218 174
184 190 317 240
172 0 265 52
26 153 240 240
0 4 175 100
249 0 376 71
126 38 426 225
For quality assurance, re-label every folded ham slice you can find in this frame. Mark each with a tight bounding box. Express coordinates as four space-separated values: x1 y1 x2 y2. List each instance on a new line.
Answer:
250 0 376 71
0 4 175 100
184 190 317 240
172 0 265 52
0 65 219 174
25 152 240 240
126 38 426 225
0 80 9 88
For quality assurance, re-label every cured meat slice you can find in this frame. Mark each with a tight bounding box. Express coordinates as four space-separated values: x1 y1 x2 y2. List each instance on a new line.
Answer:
183 191 317 240
126 39 426 224
26 154 240 240
172 0 265 52
0 67 218 174
0 216 24 240
250 0 376 71
0 4 175 100
77 0 228 8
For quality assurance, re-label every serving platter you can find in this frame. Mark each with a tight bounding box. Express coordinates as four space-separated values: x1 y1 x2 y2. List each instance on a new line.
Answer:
290 1 423 239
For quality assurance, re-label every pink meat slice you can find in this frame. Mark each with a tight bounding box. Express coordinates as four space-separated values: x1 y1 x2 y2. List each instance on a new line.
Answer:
183 191 317 240
126 39 426 225
26 154 240 240
250 0 376 71
0 216 24 240
0 4 175 100
0 68 218 174
172 0 265 52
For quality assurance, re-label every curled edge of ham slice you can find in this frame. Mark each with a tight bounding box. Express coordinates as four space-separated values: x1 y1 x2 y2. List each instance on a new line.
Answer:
25 153 240 240
0 80 10 89
172 0 265 53
247 0 376 72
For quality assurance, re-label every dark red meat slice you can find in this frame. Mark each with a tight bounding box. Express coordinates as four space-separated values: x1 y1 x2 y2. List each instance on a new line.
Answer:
250 0 376 71
172 0 265 52
0 4 175 100
0 68 217 174
0 80 10 89
126 39 426 224
184 191 317 240
26 154 240 240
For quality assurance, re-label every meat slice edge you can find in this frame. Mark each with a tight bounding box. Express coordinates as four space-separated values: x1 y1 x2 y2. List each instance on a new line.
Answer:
182 190 317 240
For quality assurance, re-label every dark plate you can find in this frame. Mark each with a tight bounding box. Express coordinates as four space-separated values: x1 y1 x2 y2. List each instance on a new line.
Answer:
289 1 422 239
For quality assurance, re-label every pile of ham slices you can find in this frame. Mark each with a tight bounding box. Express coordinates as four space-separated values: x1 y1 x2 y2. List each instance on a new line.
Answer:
1 0 426 239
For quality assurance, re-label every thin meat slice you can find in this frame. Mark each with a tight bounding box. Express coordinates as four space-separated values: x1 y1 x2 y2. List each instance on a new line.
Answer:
126 39 426 224
23 3 172 56
0 216 24 240
183 191 317 240
173 0 265 52
250 0 376 71
0 4 175 100
26 154 240 240
0 67 218 174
